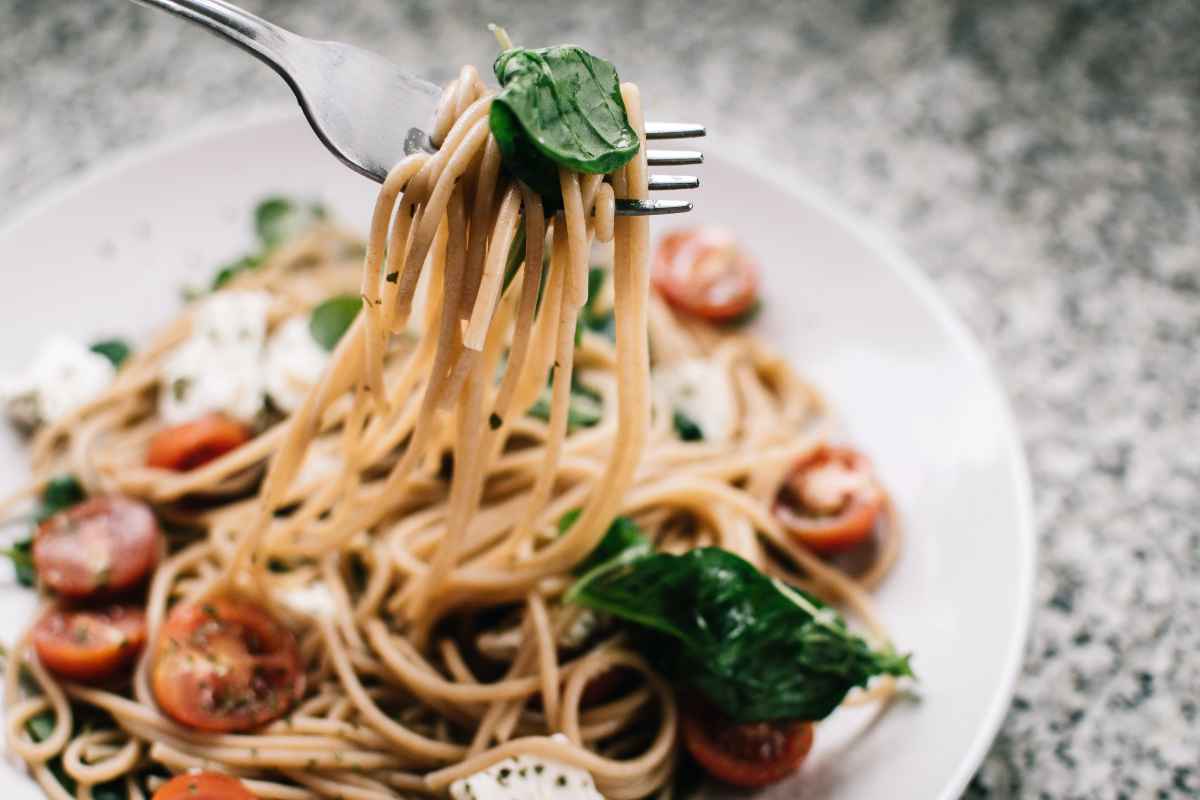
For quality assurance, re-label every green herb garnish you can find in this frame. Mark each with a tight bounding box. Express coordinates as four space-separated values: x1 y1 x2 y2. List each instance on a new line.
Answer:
527 374 602 432
208 196 326 292
309 294 362 351
490 44 639 208
255 196 327 249
3 475 86 588
672 409 704 442
567 546 913 722
88 339 132 369
576 267 615 346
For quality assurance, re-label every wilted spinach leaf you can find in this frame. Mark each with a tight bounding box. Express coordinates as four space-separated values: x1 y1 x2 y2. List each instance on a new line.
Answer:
567 546 912 722
309 294 362 351
490 45 639 208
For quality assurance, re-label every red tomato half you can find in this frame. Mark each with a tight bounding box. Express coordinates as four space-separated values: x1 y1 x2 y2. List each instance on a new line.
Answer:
774 445 885 554
152 772 257 800
32 605 146 683
146 414 252 472
33 495 163 599
652 228 759 322
152 598 303 733
681 701 815 789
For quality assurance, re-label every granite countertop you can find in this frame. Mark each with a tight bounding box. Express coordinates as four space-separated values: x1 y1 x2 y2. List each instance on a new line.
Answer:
1 1 1197 797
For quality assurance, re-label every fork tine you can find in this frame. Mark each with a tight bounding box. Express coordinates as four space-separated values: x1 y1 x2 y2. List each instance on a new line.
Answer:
648 174 700 191
647 149 704 166
615 198 693 216
645 122 706 140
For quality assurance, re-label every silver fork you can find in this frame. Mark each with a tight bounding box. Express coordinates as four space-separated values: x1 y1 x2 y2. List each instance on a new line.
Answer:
130 0 703 215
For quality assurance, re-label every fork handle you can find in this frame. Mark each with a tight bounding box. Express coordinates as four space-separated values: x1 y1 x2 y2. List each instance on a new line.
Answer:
130 0 294 71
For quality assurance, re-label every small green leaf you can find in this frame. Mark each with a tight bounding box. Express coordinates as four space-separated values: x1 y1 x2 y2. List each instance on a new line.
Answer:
575 267 615 346
722 298 763 327
88 339 131 369
39 475 85 520
557 508 582 534
2 539 35 587
255 196 326 249
211 253 263 290
26 710 55 742
309 295 362 351
672 409 704 442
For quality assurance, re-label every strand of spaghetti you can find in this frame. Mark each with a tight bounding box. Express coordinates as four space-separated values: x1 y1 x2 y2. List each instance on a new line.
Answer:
60 730 140 785
460 136 503 319
317 617 464 762
360 155 428 410
527 592 561 729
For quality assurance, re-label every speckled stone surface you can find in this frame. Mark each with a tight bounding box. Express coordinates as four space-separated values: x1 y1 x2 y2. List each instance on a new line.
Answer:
2 0 1198 796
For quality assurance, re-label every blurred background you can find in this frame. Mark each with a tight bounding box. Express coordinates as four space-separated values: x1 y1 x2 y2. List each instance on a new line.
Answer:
2 1 1197 797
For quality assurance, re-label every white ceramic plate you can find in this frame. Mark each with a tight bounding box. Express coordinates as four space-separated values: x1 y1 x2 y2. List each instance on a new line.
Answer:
0 111 1035 800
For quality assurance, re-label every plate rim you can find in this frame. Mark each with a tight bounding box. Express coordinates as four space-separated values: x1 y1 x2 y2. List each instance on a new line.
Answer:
0 107 1037 800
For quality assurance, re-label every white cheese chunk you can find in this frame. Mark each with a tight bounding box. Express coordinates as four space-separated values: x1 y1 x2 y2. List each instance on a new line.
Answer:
0 335 116 427
450 735 605 800
654 357 736 444
264 316 330 413
160 291 271 424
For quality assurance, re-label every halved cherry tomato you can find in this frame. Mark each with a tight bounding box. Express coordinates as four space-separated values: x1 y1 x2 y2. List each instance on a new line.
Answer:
652 228 759 322
152 771 257 800
146 414 252 472
32 604 146 683
681 700 815 789
152 598 303 732
774 445 884 554
33 495 163 598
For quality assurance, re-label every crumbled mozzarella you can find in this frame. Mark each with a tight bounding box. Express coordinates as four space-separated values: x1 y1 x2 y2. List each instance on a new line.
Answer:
654 358 736 443
278 580 336 618
264 316 330 413
160 291 271 424
450 734 604 800
0 336 116 428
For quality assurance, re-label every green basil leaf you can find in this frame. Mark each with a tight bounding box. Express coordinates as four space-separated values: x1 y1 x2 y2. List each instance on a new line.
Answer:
491 45 639 207
255 196 327 249
26 710 55 742
3 539 35 587
527 373 602 432
672 409 704 442
567 546 913 722
309 295 362 352
211 252 264 290
721 298 763 328
88 339 131 369
575 267 615 346
39 474 86 520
